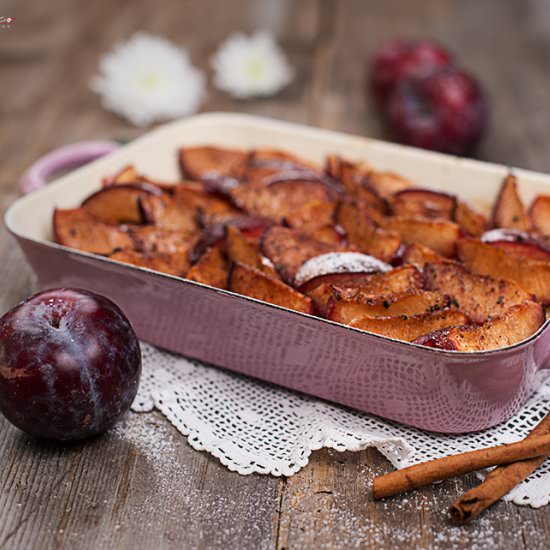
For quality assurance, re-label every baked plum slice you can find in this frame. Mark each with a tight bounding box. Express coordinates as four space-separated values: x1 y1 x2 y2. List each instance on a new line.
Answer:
178 146 249 183
246 149 320 185
190 215 271 264
390 189 457 220
108 248 190 277
299 264 423 295
261 226 345 284
294 252 391 289
458 238 550 303
399 242 444 268
414 301 544 351
139 194 199 234
303 265 425 315
529 195 550 237
225 225 278 278
336 198 401 262
53 208 133 255
231 179 336 223
229 262 313 314
363 170 414 199
186 247 229 289
454 200 487 237
481 229 550 262
381 216 460 257
349 309 470 342
490 174 530 231
82 183 162 224
423 260 533 323
327 290 456 325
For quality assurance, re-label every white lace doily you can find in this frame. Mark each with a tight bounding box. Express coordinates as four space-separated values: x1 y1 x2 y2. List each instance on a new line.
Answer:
132 343 550 508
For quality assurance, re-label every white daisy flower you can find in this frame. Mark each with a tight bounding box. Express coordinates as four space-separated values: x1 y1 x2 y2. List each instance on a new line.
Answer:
211 30 294 99
91 33 205 127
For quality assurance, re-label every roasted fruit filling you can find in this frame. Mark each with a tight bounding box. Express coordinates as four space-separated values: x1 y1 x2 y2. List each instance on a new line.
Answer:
53 146 549 350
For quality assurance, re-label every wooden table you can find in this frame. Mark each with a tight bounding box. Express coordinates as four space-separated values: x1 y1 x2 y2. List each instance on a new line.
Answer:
2 0 550 547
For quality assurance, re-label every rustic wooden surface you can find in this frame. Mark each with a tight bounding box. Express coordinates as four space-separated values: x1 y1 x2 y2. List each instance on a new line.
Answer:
2 0 550 548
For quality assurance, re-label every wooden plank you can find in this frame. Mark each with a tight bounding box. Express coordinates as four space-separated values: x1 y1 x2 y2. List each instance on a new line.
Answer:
276 0 550 548
0 411 281 550
0 0 318 548
276 448 550 549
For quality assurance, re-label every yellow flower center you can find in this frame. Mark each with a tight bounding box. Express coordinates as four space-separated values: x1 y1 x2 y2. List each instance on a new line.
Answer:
245 59 266 80
142 73 160 88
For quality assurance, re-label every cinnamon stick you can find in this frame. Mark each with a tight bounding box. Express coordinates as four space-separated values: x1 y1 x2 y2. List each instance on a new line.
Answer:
449 412 550 523
372 433 550 499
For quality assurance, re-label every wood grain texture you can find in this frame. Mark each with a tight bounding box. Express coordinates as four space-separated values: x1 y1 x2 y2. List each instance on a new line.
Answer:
2 0 550 548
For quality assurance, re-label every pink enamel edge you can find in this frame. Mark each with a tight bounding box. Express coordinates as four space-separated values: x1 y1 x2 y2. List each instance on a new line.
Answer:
19 141 119 195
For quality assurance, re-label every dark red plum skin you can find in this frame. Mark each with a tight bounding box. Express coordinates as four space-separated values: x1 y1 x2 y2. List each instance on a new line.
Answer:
369 40 453 106
0 289 141 440
413 329 457 350
387 67 488 155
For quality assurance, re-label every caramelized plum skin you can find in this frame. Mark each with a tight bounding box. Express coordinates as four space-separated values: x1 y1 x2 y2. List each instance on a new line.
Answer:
413 329 457 350
0 289 141 440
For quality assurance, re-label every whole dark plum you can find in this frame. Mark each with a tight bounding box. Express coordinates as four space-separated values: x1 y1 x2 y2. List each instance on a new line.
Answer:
387 67 488 155
369 39 453 106
0 289 141 440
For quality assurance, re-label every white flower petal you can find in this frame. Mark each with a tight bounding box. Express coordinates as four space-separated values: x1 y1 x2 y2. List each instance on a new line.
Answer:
211 30 293 99
91 32 205 126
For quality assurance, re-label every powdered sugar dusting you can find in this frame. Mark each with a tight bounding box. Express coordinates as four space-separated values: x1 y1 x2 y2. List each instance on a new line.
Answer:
294 252 391 286
480 229 521 243
110 412 177 478
481 228 523 242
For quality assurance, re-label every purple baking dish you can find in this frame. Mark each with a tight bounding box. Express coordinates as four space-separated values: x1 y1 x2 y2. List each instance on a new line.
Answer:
6 113 550 433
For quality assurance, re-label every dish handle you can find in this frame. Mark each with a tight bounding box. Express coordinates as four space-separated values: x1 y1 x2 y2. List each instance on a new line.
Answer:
19 141 120 195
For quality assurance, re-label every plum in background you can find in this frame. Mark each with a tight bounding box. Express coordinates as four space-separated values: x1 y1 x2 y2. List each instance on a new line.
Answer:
368 39 488 155
369 39 453 106
0 288 141 440
387 66 488 155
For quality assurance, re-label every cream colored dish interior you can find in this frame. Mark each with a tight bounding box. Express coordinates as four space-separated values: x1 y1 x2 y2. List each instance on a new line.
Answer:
7 112 550 249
